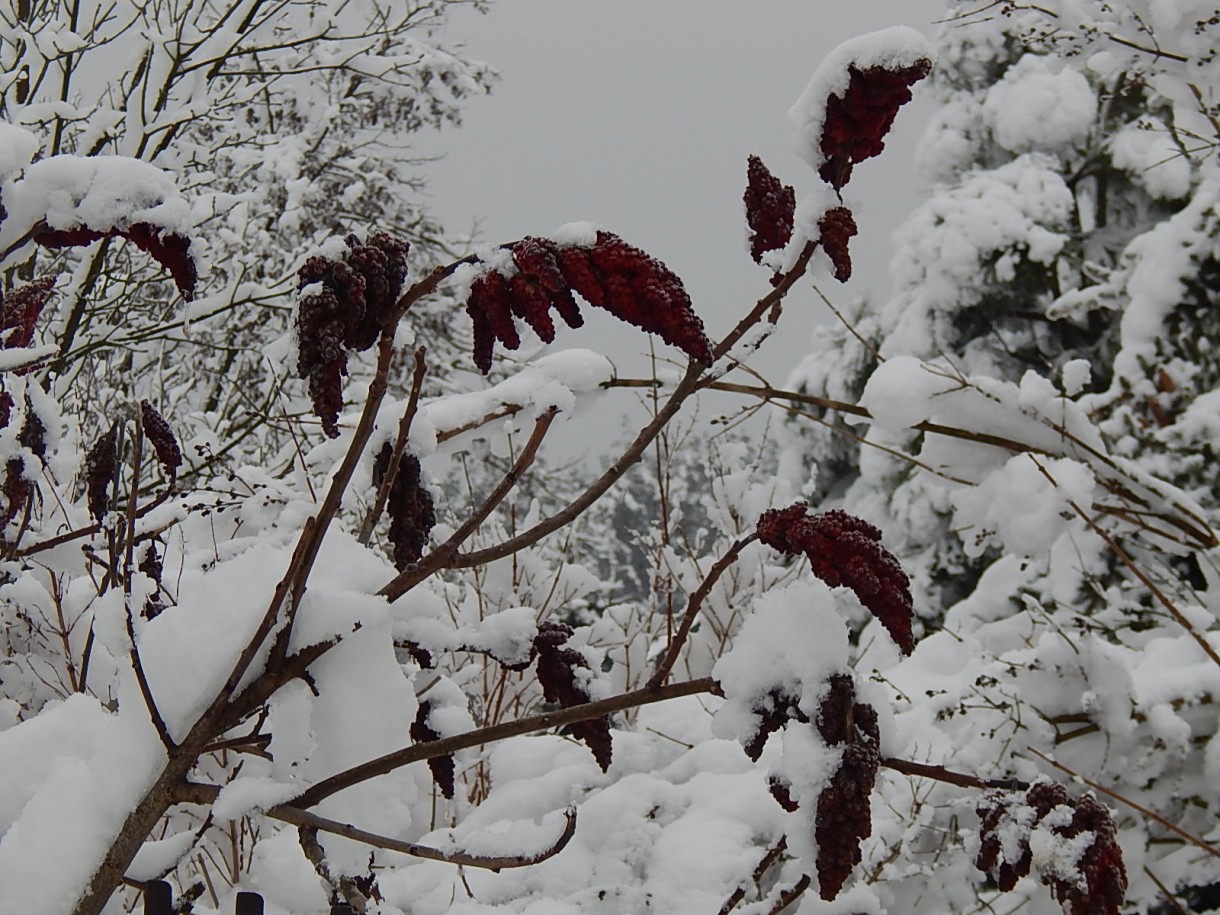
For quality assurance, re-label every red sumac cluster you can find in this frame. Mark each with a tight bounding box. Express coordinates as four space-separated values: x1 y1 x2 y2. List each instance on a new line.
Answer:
811 674 880 900
410 700 456 800
757 504 914 653
463 232 713 373
818 60 933 191
35 223 197 301
533 621 613 771
743 155 795 266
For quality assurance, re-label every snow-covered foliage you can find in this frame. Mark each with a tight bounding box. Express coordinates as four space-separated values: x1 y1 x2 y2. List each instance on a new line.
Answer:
783 1 1220 912
1 0 495 468
2 6 1212 915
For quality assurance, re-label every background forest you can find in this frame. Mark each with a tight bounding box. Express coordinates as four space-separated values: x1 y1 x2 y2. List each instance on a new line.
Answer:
1 1 1218 914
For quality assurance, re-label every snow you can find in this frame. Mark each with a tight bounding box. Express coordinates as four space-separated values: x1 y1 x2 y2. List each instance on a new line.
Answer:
0 694 165 915
1061 359 1091 396
0 153 195 261
982 54 1096 154
1110 116 1194 200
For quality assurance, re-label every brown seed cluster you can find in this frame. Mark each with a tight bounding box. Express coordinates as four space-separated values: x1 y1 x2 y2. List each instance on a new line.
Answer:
140 400 181 480
373 444 436 570
464 232 712 374
410 699 456 800
976 782 1127 915
533 621 613 771
756 503 915 654
84 427 118 524
294 232 410 437
811 674 880 901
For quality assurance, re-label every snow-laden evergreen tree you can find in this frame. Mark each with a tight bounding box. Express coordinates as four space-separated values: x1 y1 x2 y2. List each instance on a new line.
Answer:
781 2 1220 911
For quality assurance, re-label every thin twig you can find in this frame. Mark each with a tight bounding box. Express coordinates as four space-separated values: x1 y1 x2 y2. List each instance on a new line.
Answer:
717 837 788 915
122 415 174 750
359 345 427 544
1143 866 1190 915
1064 496 1220 668
880 757 1028 792
766 874 811 915
1028 747 1220 860
648 533 757 688
383 242 821 592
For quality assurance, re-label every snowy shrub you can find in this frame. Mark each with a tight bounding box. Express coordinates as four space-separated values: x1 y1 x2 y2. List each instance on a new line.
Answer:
2 6 1216 915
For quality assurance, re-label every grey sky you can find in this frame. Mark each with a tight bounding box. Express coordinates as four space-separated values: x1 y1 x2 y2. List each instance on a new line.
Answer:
422 1 948 453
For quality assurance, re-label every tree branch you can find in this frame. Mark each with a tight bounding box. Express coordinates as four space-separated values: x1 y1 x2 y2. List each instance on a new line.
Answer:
291 677 721 810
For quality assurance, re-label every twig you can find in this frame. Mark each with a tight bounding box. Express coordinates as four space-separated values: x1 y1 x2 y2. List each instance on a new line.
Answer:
811 282 884 363
378 407 558 599
1143 866 1190 915
122 415 174 750
648 533 757 688
13 488 173 559
880 757 1028 792
1064 495 1220 668
359 345 427 544
717 837 788 915
766 874 811 915
383 243 821 593
1028 747 1220 860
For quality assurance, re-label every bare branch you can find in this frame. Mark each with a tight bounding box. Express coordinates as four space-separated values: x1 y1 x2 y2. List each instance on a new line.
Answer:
648 533 757 689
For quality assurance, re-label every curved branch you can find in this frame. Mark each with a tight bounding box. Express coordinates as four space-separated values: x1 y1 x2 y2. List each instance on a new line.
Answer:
272 803 577 871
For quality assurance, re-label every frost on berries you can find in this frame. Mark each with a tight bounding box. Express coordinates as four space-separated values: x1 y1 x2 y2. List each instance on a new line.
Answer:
139 400 181 479
463 231 713 373
373 444 436 570
818 60 932 191
743 155 795 265
35 223 197 300
976 781 1127 915
533 621 612 771
811 674 881 900
756 503 915 653
294 232 410 437
410 700 456 800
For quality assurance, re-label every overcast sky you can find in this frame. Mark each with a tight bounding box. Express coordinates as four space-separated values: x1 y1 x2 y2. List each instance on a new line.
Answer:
421 1 948 455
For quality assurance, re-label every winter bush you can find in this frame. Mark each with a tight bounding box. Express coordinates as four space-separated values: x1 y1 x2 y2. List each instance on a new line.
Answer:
0 4 1217 915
